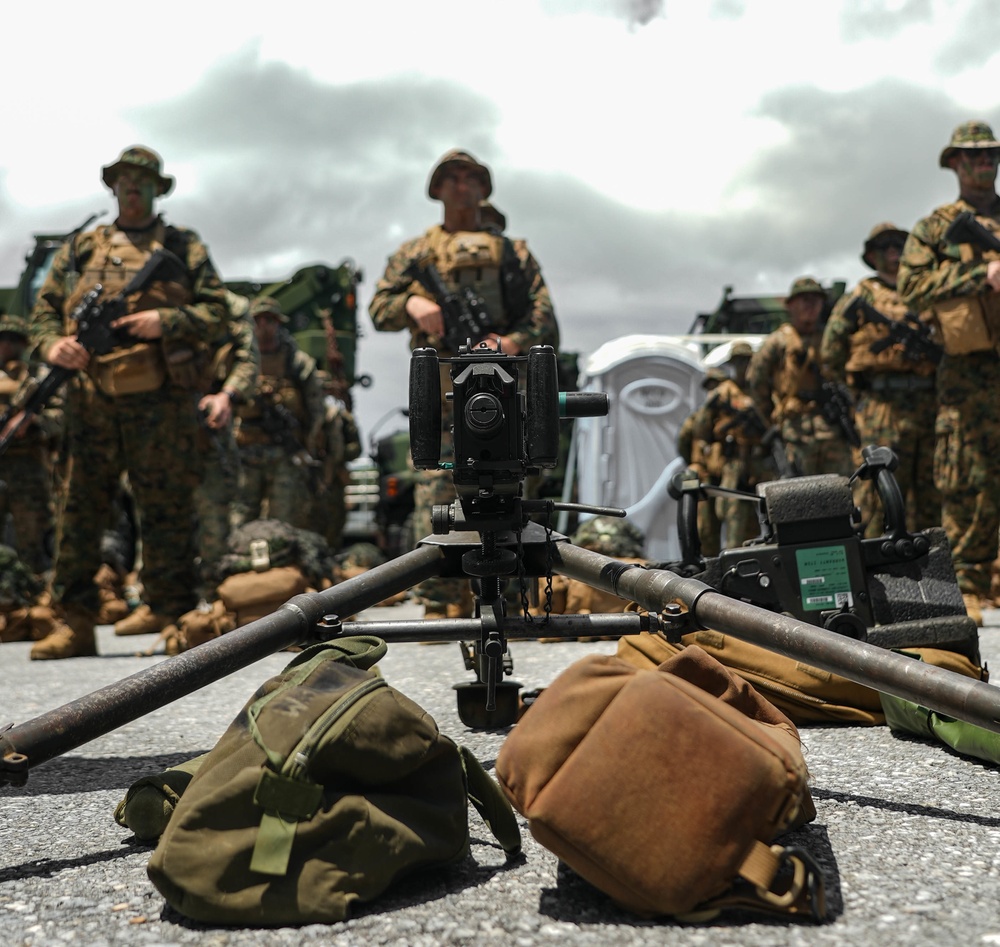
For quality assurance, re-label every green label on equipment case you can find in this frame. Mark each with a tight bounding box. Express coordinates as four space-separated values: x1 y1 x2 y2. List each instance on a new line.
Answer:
795 545 853 612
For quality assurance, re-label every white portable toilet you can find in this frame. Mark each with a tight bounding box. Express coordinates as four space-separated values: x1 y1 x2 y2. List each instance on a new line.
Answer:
572 335 705 561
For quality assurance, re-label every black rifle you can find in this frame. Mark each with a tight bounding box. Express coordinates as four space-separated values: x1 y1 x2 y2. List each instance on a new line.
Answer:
256 395 320 472
817 380 861 449
0 248 182 457
404 259 493 352
944 210 1000 254
717 404 802 479
844 296 943 365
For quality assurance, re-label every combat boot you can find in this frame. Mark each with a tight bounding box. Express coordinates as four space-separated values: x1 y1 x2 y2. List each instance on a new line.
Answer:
962 593 984 628
0 607 31 643
30 604 97 660
113 604 174 637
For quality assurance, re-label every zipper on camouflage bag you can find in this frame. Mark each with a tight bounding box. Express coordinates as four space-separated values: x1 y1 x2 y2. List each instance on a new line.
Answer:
249 674 388 876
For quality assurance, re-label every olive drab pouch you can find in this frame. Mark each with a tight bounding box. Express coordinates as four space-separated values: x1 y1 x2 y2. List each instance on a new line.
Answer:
495 647 825 923
879 648 999 763
145 636 520 926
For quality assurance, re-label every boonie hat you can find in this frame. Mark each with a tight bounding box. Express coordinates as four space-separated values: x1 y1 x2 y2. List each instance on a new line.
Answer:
786 277 826 303
428 150 493 200
862 222 909 268
249 296 288 323
102 145 174 195
939 121 1000 168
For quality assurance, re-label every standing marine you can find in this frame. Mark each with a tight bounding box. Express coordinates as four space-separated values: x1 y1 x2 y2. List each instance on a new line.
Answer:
231 296 326 532
369 149 559 619
822 223 940 537
897 120 1000 626
748 277 855 478
0 314 58 579
692 343 769 548
27 145 229 659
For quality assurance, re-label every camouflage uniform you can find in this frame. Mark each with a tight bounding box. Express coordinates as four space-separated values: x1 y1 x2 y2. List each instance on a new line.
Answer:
748 277 855 478
692 344 769 548
312 383 362 552
678 370 726 555
369 150 559 615
0 315 58 576
232 298 326 532
897 121 1000 602
822 224 940 537
193 293 259 595
28 146 229 657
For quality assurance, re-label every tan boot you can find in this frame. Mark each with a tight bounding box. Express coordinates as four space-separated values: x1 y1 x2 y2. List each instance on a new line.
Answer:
0 608 31 643
30 605 97 660
114 604 174 637
962 593 984 628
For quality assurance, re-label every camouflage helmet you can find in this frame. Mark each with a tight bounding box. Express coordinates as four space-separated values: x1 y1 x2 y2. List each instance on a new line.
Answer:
862 222 908 269
728 341 754 360
249 296 288 323
101 145 174 195
427 149 493 200
572 515 645 558
785 276 826 304
337 543 386 572
479 199 506 232
0 314 29 339
701 366 728 389
939 120 1000 168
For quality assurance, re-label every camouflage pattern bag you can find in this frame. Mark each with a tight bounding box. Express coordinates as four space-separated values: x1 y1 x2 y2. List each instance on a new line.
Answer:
145 636 521 925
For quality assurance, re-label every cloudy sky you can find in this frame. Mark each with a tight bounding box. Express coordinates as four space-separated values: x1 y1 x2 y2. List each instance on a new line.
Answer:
2 0 999 437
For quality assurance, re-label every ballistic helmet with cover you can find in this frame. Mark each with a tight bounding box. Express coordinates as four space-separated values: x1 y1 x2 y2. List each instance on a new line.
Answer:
249 296 288 324
337 543 386 572
427 150 493 200
0 315 29 339
939 120 1000 168
701 366 728 389
572 515 645 558
785 276 825 304
101 145 174 196
862 222 909 269
729 341 753 360
217 519 334 588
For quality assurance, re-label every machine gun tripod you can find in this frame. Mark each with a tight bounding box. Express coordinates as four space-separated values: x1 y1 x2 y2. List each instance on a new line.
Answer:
0 351 996 787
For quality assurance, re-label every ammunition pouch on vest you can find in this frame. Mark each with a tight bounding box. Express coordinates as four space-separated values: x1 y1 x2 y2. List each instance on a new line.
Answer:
934 294 997 355
92 342 167 396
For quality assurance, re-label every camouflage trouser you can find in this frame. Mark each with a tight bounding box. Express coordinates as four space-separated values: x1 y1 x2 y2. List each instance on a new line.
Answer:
232 444 316 532
780 412 855 478
854 388 939 538
193 427 240 594
716 457 768 549
0 444 53 576
935 354 1000 597
54 382 202 617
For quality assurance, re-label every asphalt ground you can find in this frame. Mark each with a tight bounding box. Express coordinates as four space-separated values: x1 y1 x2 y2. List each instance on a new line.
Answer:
2 605 1000 947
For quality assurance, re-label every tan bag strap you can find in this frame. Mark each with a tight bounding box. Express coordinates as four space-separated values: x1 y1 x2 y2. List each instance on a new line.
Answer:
676 842 826 923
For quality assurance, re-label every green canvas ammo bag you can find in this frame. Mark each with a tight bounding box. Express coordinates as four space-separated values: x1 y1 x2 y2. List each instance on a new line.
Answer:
142 636 521 925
